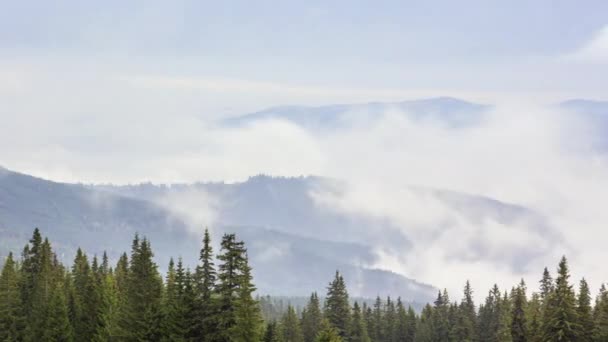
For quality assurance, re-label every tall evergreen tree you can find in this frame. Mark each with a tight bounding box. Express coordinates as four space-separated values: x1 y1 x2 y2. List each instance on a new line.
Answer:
577 278 594 342
302 292 323 342
263 321 283 342
452 281 477 342
510 281 527 342
229 255 263 342
324 271 351 338
161 258 187 341
215 233 248 341
349 302 370 342
281 304 304 342
119 236 163 341
431 289 450 342
593 284 608 341
0 252 23 341
541 256 580 341
193 228 217 340
316 319 343 342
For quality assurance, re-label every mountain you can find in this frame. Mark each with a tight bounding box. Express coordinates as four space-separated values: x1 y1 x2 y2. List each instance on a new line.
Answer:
0 167 435 301
223 97 490 130
0 165 560 300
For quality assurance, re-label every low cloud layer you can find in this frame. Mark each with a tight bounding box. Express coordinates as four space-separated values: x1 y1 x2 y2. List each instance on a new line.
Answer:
3 90 608 300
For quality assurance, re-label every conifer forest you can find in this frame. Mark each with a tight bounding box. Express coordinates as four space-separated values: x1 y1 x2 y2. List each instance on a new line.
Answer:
0 228 606 341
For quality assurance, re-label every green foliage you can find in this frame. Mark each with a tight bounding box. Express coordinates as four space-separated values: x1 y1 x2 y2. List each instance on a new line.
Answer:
541 256 580 341
0 252 23 341
324 271 351 338
577 278 594 342
281 304 304 342
316 319 343 342
302 292 323 342
3 229 606 342
120 236 163 341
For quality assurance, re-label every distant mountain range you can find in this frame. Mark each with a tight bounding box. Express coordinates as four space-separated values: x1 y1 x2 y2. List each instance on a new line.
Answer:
223 97 490 130
3 96 594 301
0 167 436 302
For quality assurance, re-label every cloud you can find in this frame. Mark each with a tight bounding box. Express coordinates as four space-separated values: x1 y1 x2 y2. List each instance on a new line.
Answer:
2 59 608 301
563 25 608 63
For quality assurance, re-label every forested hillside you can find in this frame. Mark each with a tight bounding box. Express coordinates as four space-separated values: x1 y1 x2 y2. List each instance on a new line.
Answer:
1 229 607 341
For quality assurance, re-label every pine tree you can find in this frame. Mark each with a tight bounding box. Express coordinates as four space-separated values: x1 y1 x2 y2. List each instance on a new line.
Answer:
302 292 323 342
384 297 397 342
395 298 408 342
161 258 187 341
193 228 217 340
110 252 129 339
43 281 74 342
215 233 248 341
350 302 370 342
496 291 513 342
229 255 263 342
119 236 163 341
510 281 527 342
405 306 417 342
526 293 542 342
415 304 433 342
324 271 351 338
431 289 450 341
478 285 501 342
452 281 477 342
316 319 343 342
281 304 304 342
263 321 283 342
370 296 383 342
0 252 23 341
577 278 594 341
593 284 608 341
541 256 580 341
23 237 58 341
70 248 102 341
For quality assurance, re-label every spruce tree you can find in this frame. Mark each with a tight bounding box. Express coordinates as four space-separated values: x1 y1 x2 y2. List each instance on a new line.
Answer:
541 256 580 341
0 252 23 341
281 304 304 342
215 233 248 341
452 281 477 342
370 296 383 342
316 319 343 342
577 278 594 342
395 298 408 342
510 281 527 342
193 228 217 340
119 236 163 341
302 292 323 342
593 284 608 341
350 301 370 342
431 290 450 341
43 281 74 342
161 258 187 341
229 255 263 342
263 321 283 342
324 271 351 338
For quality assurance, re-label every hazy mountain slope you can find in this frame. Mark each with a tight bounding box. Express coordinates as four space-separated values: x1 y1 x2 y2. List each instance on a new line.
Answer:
0 166 194 261
223 97 489 130
0 167 435 300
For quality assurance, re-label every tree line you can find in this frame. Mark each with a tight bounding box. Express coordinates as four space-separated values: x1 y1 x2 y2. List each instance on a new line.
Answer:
1 228 607 341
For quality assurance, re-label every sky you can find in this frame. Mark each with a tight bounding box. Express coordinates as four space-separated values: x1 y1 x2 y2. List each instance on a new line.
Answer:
1 0 608 298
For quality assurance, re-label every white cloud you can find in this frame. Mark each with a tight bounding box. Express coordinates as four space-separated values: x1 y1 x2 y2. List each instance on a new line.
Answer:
563 25 608 63
2 59 608 301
